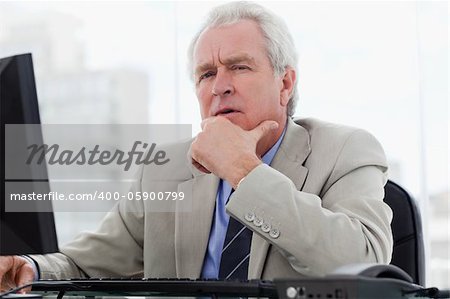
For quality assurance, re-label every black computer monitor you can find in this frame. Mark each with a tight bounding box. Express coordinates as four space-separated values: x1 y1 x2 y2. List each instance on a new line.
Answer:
0 53 59 255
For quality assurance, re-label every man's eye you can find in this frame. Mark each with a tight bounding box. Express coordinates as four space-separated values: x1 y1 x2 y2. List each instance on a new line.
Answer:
232 65 250 70
199 71 215 81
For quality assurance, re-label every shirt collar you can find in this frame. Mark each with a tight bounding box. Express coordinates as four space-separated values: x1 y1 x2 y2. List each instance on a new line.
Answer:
261 125 286 165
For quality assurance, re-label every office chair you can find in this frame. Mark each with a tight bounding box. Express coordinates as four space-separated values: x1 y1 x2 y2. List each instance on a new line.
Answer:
384 180 426 286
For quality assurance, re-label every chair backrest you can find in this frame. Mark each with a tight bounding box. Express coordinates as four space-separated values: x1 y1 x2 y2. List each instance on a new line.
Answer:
383 180 425 286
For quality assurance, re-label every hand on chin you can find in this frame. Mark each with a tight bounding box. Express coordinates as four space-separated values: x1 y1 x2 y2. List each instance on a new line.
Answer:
190 116 278 188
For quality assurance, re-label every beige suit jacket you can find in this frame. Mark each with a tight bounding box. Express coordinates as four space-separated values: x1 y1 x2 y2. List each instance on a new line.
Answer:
32 118 393 280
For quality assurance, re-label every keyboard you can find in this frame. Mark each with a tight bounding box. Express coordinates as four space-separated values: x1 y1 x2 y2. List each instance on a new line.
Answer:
32 278 277 298
25 276 441 299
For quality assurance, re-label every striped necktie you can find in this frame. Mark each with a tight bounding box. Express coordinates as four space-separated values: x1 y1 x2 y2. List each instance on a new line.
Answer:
218 190 253 280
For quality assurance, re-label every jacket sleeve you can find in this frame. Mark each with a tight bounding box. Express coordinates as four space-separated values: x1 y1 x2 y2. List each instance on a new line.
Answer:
226 129 393 276
29 169 146 280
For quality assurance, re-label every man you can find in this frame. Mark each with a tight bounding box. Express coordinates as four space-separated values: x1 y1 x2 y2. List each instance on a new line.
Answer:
0 1 392 291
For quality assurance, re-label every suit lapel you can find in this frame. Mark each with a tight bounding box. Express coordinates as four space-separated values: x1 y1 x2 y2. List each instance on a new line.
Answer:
175 150 219 278
248 118 311 278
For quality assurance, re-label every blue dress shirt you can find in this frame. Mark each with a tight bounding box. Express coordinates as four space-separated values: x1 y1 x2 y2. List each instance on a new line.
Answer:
201 129 286 278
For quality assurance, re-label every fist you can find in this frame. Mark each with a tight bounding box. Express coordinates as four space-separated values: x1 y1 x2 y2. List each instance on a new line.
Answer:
0 255 35 293
191 116 278 188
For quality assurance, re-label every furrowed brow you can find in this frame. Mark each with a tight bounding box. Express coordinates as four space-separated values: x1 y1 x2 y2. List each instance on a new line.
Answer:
195 54 256 76
222 54 256 66
195 63 216 77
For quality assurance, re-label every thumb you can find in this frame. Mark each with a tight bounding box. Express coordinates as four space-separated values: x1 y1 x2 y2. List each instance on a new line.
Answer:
250 120 279 141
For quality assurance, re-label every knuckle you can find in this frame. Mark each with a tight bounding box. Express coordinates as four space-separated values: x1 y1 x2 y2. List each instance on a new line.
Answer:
22 262 33 273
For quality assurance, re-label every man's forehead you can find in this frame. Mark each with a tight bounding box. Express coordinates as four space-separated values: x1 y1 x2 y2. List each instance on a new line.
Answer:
193 20 267 66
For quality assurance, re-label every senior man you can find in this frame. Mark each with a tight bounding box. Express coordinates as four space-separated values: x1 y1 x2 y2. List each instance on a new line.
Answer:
0 1 392 291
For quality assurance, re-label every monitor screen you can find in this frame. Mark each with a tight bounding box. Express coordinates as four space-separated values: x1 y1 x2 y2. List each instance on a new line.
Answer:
0 53 59 255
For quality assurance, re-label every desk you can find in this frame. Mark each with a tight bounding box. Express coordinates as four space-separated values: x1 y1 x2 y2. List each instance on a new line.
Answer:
21 276 426 299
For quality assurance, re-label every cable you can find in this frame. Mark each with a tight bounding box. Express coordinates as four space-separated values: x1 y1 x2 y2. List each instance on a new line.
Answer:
0 281 82 298
56 290 65 299
0 283 33 297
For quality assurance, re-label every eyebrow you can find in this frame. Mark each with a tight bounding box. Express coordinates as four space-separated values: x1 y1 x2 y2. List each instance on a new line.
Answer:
194 54 256 77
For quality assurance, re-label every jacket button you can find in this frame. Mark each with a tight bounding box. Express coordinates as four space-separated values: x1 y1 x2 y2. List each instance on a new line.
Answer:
269 228 280 239
261 222 271 233
253 216 263 227
245 211 255 222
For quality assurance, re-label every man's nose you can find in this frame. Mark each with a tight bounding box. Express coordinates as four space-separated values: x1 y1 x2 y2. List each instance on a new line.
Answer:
212 70 234 97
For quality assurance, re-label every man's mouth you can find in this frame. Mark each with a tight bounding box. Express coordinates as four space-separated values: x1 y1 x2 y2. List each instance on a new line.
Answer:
215 108 240 116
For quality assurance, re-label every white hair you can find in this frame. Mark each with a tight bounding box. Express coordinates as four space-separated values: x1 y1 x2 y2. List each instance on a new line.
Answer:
187 1 299 116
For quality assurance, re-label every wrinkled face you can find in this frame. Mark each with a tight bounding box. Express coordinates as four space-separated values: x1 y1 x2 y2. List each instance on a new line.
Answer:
193 20 289 131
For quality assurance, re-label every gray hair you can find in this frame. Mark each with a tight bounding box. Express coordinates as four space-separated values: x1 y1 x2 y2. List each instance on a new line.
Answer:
187 1 299 116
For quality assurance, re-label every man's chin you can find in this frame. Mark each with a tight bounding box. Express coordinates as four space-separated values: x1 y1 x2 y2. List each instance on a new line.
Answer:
221 113 254 130
216 112 243 124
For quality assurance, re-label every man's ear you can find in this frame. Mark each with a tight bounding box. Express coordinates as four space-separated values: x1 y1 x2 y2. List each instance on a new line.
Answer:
279 67 296 107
